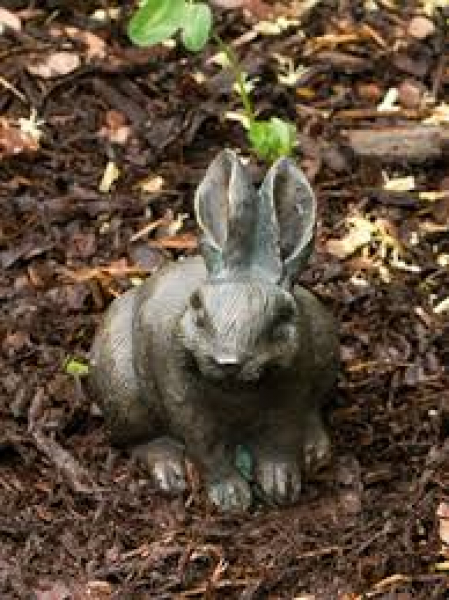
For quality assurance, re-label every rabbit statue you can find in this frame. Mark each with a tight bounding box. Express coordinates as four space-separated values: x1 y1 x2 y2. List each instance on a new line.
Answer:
88 150 339 511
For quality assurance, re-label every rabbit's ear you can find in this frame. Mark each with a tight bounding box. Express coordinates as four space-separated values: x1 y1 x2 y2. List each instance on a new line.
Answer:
195 149 258 275
258 158 316 281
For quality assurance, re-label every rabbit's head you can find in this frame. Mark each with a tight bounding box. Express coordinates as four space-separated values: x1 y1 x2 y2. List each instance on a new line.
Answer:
179 150 317 385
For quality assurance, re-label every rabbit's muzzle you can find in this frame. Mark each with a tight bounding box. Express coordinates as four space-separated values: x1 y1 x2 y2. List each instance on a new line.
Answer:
192 349 290 388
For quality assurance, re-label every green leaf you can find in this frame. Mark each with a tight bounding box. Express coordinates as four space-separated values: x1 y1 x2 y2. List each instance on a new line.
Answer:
180 3 212 52
65 358 89 377
128 0 186 47
248 117 297 162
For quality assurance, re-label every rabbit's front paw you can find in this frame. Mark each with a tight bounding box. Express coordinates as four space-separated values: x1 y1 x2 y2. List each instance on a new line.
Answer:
207 472 252 512
133 437 187 494
254 455 302 505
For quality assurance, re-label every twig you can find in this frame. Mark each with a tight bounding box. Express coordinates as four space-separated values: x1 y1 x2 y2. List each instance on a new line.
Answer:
0 76 27 103
213 33 255 122
175 577 260 598
32 429 101 494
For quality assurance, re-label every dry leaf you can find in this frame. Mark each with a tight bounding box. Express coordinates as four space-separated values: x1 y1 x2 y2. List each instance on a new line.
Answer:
383 175 415 192
424 103 449 125
419 191 449 202
408 15 435 39
34 581 71 600
149 233 198 250
82 580 113 599
377 88 399 112
433 297 449 315
27 51 81 78
165 212 189 237
50 26 106 60
99 110 131 145
437 502 449 557
0 7 21 32
209 0 273 18
19 109 45 144
136 174 165 194
0 117 39 158
255 17 300 36
90 7 121 21
99 161 120 193
326 218 374 259
420 0 447 14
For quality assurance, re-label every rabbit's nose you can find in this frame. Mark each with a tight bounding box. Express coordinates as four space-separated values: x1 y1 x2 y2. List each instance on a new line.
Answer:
214 355 241 375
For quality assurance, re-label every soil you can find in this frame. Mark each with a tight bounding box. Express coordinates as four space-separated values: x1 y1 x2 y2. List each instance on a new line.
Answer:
1 1 449 598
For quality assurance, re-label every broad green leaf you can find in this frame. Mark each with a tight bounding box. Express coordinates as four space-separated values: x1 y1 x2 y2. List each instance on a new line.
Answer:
248 117 296 162
128 0 186 47
65 358 89 377
270 117 296 156
180 2 212 52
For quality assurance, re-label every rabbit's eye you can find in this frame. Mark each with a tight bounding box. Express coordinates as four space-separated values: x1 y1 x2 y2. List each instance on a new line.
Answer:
276 302 295 324
190 291 202 310
194 310 206 329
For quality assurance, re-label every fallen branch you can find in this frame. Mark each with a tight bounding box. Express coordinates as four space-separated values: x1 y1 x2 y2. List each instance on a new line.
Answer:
344 125 449 163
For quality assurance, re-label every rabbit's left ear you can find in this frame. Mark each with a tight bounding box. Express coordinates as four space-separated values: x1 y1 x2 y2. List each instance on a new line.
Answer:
257 157 317 282
194 149 258 276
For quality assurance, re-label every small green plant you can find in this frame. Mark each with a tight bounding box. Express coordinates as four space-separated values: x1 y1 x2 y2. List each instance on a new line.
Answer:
128 0 297 162
64 357 89 377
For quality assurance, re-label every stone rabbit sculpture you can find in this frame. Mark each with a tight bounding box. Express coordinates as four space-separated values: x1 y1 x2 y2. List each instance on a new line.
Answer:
88 150 339 511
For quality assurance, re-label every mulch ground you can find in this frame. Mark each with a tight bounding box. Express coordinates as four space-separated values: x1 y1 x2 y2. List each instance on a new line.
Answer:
1 1 449 598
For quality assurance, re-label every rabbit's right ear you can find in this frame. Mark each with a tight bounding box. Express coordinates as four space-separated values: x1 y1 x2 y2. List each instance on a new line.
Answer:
194 149 257 276
258 158 317 282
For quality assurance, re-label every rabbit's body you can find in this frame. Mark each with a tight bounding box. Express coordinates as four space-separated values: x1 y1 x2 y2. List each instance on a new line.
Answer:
89 151 339 510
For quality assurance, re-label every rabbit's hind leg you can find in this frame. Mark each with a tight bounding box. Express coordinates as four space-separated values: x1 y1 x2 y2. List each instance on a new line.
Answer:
302 408 332 474
133 437 187 494
89 289 155 446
